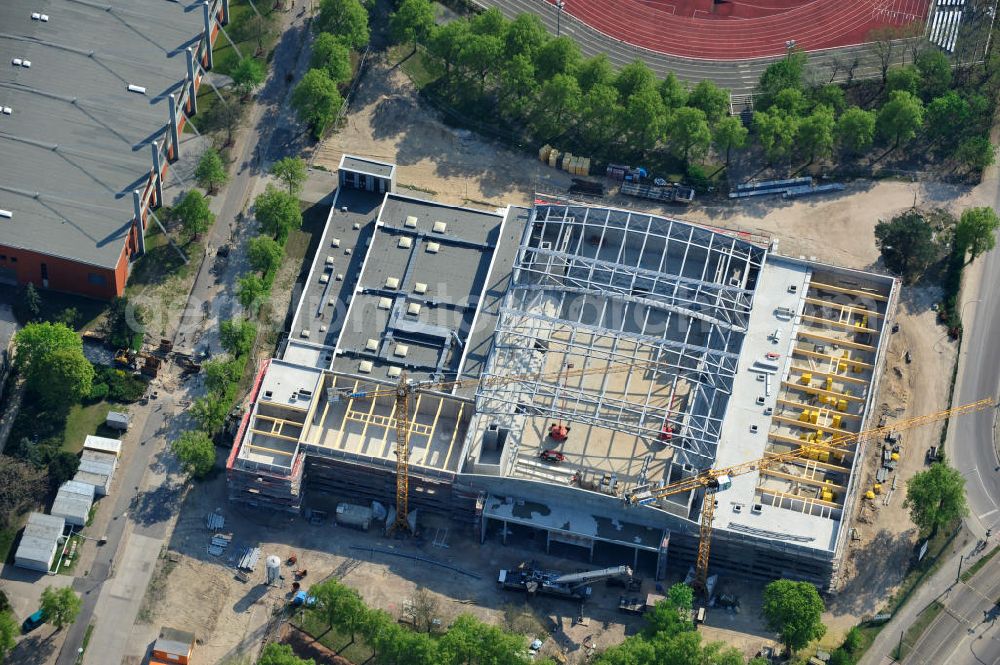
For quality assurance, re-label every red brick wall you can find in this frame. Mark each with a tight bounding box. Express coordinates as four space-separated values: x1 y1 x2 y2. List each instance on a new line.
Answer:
0 243 127 300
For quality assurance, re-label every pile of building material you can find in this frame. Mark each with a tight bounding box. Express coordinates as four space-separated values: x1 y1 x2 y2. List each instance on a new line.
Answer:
237 546 260 572
208 532 232 557
620 181 695 204
538 145 591 175
729 177 844 200
206 510 225 531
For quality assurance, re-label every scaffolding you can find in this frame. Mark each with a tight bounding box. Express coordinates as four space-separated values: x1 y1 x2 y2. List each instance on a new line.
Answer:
475 201 768 465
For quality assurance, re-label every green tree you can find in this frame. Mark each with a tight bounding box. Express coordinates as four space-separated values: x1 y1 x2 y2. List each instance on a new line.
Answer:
232 57 266 98
594 638 656 665
237 274 267 313
195 148 228 194
916 49 952 99
291 69 343 139
659 72 688 110
55 307 79 329
886 65 920 96
773 88 807 116
576 54 615 92
259 642 315 665
762 579 827 654
40 586 82 630
836 106 876 154
191 395 229 434
0 457 46 527
713 115 748 165
615 59 657 100
48 451 81 488
666 106 711 165
311 33 353 84
255 185 302 242
271 156 308 195
877 90 924 148
315 0 370 49
954 135 996 172
757 49 808 108
580 84 622 149
533 73 582 139
174 190 215 241
667 582 694 614
458 34 502 90
874 210 936 283
925 92 970 143
504 14 548 62
14 321 81 371
220 318 256 356
754 109 798 163
25 346 92 407
954 206 1000 260
828 648 853 665
686 80 729 124
812 83 846 114
203 358 242 393
498 54 538 117
0 610 16 662
19 282 41 322
905 462 968 534
173 430 216 477
390 0 435 54
622 85 667 151
104 296 144 351
247 235 284 276
534 36 580 81
426 20 469 77
797 105 835 162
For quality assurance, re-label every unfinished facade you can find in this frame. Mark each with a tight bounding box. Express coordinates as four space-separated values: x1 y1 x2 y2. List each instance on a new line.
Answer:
227 157 897 588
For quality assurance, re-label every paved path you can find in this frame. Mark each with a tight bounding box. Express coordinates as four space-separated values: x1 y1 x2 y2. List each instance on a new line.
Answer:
53 8 316 665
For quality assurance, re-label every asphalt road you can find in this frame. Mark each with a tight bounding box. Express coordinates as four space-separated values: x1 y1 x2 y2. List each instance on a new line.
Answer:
904 555 1000 665
477 0 906 94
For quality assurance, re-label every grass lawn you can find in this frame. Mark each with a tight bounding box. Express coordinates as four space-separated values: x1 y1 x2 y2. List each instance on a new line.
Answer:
293 609 373 664
0 524 20 565
388 45 442 89
63 401 113 453
126 227 201 292
55 534 84 575
213 0 280 76
897 601 945 659
75 624 95 665
26 291 107 333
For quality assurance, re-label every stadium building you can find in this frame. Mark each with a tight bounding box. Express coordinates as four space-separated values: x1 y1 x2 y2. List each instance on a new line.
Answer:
227 156 897 587
0 0 230 299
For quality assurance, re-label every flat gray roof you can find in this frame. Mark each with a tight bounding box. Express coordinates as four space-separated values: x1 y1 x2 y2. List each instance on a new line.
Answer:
332 194 508 382
340 155 395 179
0 0 204 268
15 511 64 566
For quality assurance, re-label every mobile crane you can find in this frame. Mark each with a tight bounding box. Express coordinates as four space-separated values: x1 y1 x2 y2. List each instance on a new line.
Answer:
623 397 995 594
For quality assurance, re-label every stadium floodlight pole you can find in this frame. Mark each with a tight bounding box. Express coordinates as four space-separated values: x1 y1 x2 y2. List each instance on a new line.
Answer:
556 1 566 37
784 39 796 58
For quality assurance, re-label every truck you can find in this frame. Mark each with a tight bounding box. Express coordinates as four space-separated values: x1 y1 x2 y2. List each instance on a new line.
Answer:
498 563 632 602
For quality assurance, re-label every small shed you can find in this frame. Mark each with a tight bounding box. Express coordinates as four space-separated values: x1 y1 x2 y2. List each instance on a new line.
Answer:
51 481 95 527
83 435 122 459
14 512 65 572
105 411 130 431
151 626 195 665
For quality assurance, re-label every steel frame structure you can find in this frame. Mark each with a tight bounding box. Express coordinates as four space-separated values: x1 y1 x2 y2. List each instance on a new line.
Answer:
476 202 767 466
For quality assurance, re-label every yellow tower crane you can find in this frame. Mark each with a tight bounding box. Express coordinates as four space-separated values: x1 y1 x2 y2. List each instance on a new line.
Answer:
623 396 996 594
347 359 669 534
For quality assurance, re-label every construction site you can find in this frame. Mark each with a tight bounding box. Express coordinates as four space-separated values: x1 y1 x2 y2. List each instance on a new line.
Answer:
219 154 915 592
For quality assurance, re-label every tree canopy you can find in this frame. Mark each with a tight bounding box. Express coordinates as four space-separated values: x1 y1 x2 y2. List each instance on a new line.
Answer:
173 430 216 477
14 321 81 372
905 462 969 534
877 90 924 148
954 206 1000 261
271 156 308 195
761 579 827 654
40 586 82 630
254 185 303 242
232 57 266 98
311 33 353 84
874 210 937 282
259 643 315 665
174 190 215 241
291 69 343 139
0 611 17 663
247 235 284 275
836 106 876 154
14 322 93 407
390 0 435 52
195 148 228 194
220 318 256 357
237 274 267 313
315 0 369 49
0 456 46 527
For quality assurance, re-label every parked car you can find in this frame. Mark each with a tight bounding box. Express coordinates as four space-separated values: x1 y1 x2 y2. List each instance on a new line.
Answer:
539 449 565 463
21 609 44 634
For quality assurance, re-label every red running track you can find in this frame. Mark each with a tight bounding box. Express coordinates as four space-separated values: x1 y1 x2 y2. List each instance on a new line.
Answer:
550 0 930 60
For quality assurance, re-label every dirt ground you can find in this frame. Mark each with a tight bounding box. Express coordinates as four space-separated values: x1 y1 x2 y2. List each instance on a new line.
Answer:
147 50 985 659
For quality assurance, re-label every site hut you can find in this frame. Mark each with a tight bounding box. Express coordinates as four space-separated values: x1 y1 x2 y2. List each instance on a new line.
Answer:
0 0 230 299
14 512 65 572
106 411 130 432
50 480 96 528
226 160 896 588
150 626 195 665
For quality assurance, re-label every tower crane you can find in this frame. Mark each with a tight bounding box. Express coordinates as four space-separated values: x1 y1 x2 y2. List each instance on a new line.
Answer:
345 358 669 534
623 397 995 594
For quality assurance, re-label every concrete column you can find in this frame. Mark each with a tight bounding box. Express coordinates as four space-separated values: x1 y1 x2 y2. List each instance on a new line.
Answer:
185 47 198 116
167 94 180 160
502 520 507 545
150 142 163 206
221 0 230 25
202 2 214 70
133 190 146 256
